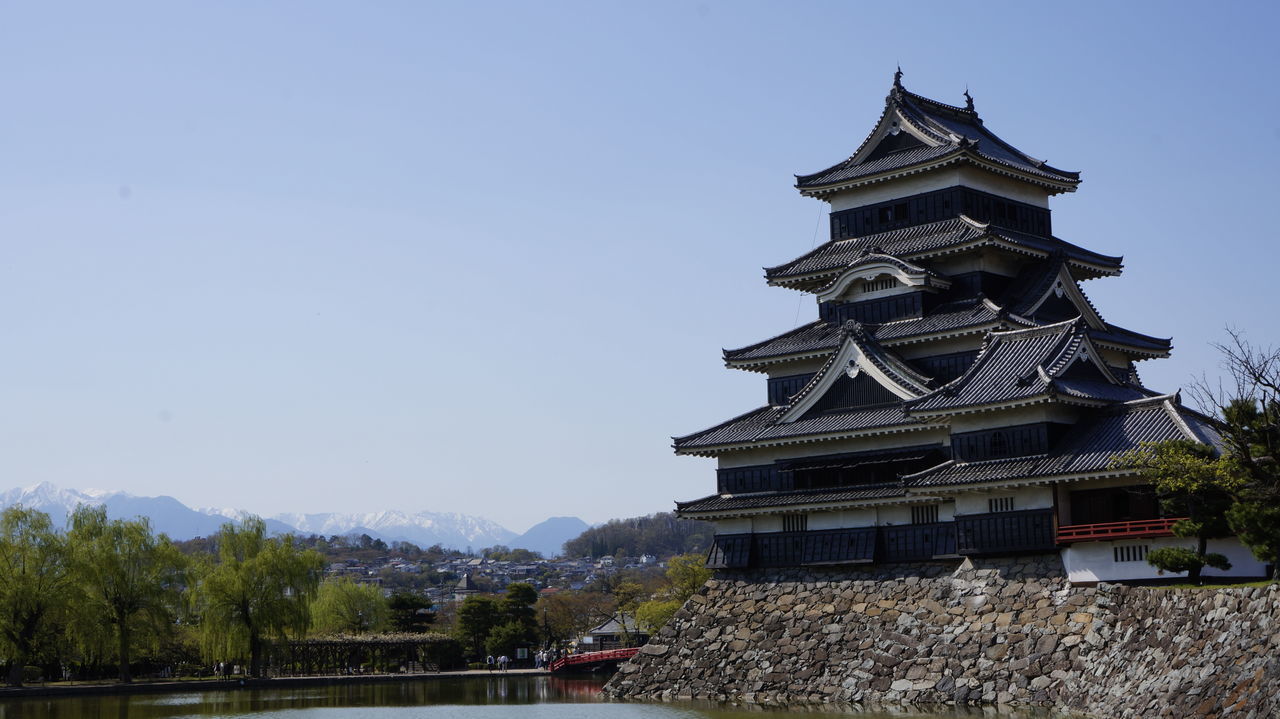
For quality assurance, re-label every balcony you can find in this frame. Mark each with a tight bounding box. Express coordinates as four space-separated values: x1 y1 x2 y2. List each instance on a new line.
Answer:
1056 517 1185 544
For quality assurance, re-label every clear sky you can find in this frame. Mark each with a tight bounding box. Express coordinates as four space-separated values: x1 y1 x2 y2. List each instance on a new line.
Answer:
2 2 1278 532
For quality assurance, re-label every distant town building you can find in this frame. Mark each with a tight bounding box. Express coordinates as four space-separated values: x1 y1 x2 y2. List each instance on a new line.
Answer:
453 572 480 603
673 72 1268 584
580 614 648 651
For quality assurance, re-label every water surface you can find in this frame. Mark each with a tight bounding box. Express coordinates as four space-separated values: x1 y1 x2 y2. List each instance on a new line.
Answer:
0 675 1057 718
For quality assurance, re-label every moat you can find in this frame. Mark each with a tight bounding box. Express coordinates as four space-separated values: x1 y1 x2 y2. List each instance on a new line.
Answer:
0 675 1057 718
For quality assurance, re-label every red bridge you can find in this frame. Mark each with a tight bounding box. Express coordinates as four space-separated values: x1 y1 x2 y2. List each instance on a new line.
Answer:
548 647 640 673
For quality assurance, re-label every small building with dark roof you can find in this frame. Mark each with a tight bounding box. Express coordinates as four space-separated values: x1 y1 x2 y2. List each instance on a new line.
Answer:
674 72 1266 584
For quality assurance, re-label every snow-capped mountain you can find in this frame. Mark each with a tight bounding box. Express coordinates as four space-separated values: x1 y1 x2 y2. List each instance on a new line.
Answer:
0 481 233 538
270 511 516 550
0 482 531 551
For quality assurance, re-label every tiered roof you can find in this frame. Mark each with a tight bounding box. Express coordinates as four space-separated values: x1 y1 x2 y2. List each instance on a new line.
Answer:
905 319 1152 416
764 217 1122 291
905 395 1220 488
677 395 1218 518
795 70 1080 196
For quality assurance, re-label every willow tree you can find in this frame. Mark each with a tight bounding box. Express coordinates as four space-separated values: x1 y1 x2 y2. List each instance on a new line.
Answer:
311 577 390 635
0 507 71 686
191 517 324 677
67 506 187 682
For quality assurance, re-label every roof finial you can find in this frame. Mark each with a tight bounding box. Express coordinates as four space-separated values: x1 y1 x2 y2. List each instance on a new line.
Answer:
893 65 904 89
963 86 975 112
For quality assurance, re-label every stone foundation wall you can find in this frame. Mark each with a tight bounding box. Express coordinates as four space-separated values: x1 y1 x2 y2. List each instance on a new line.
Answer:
604 556 1279 718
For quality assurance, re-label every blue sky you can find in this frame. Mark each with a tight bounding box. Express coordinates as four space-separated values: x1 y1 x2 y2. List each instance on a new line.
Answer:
1 2 1277 531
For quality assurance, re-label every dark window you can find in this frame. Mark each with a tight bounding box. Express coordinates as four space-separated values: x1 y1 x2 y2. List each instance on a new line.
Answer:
911 351 979 384
951 424 1062 462
767 373 814 406
1069 485 1161 525
828 187 1051 240
820 292 923 324
989 431 1009 457
716 465 785 494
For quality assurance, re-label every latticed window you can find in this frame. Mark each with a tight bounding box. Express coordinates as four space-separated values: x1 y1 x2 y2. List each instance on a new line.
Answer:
911 505 939 525
1113 545 1149 563
782 514 808 533
988 497 1014 513
863 277 896 293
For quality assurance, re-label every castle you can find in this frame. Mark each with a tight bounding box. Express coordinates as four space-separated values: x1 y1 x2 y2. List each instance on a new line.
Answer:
672 72 1266 584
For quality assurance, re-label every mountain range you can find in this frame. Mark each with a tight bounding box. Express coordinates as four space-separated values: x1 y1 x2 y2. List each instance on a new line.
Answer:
0 482 586 557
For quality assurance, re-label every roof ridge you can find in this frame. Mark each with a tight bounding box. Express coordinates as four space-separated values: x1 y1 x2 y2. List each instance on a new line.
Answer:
671 405 778 445
723 319 828 359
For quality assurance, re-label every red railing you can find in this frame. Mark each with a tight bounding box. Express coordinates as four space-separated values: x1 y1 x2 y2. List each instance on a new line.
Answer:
548 647 640 673
1056 517 1184 543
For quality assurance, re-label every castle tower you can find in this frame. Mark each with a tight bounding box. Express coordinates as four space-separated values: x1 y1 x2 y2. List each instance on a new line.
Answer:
672 73 1263 583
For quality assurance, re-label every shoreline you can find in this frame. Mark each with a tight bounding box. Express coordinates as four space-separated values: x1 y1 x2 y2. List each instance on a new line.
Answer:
0 668 553 699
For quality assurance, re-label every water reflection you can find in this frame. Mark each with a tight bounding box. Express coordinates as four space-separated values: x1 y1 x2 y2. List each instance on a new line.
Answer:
0 676 1060 719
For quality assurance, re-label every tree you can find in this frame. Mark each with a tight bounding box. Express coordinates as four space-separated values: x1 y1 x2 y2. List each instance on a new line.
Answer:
191 517 324 677
310 578 390 635
67 506 186 682
664 553 713 602
454 595 499 659
387 591 435 633
562 512 711 559
1117 440 1238 583
537 591 614 645
0 508 71 686
1188 329 1280 578
635 553 712 632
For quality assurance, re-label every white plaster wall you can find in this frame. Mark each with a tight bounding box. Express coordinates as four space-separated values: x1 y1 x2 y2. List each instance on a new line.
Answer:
714 518 751 534
752 515 783 533
1061 537 1268 584
825 167 1050 211
808 508 877 529
953 486 1052 515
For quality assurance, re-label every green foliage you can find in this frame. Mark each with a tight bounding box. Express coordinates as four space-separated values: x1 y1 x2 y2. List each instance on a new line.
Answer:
387 591 435 633
1226 501 1280 567
1115 440 1236 583
484 620 535 657
562 512 711 559
536 590 615 645
67 506 187 683
633 554 711 633
634 598 682 633
481 545 544 562
190 517 325 677
454 595 499 658
665 553 712 602
1146 547 1231 575
310 578 390 635
0 507 72 686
